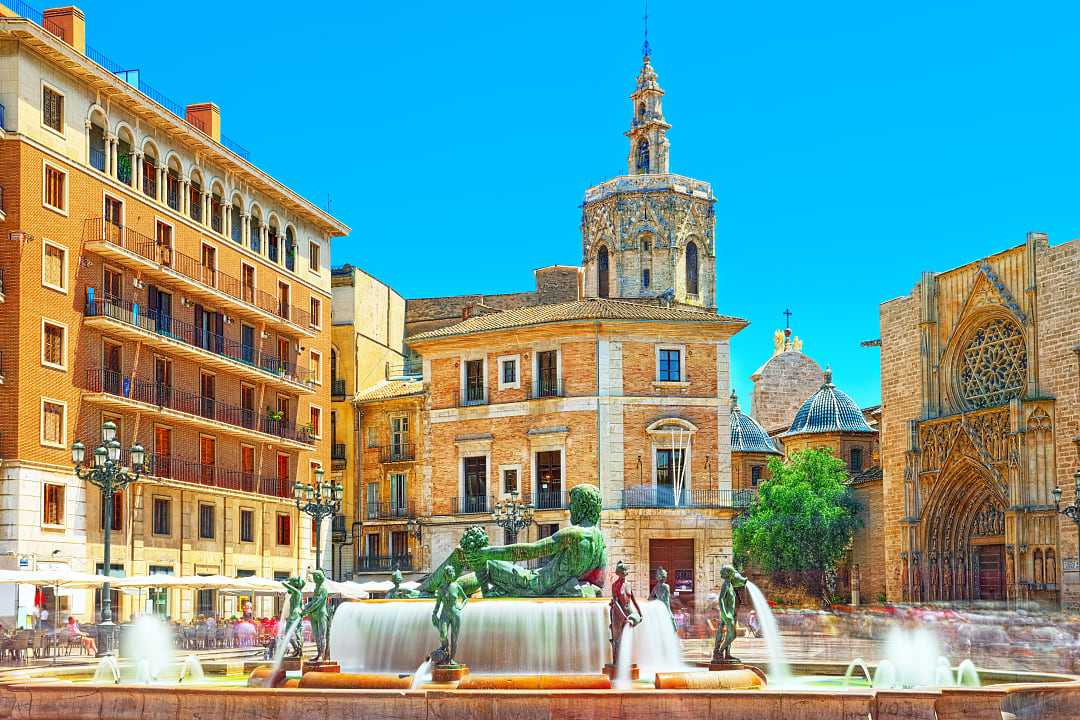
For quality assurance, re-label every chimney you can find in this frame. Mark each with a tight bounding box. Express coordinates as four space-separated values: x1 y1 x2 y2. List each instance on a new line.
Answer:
42 6 85 54
185 102 220 142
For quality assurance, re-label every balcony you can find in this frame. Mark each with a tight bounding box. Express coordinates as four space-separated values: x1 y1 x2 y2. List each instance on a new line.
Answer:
83 368 315 450
528 379 564 400
356 554 413 573
618 487 757 510
331 378 347 400
379 443 416 463
331 442 347 469
141 451 291 500
453 495 495 515
385 359 423 379
535 489 569 510
82 218 314 336
365 501 416 521
84 295 315 394
451 389 487 408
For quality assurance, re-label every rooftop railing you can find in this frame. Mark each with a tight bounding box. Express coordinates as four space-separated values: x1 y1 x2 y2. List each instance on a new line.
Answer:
85 218 313 330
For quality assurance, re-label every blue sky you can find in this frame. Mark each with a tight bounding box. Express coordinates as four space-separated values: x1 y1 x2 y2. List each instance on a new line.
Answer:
73 1 1080 406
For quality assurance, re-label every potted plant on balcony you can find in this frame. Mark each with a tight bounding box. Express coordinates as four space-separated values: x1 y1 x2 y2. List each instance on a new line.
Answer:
266 407 285 423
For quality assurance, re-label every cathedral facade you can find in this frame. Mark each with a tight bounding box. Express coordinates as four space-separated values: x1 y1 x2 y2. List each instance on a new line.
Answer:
880 233 1079 608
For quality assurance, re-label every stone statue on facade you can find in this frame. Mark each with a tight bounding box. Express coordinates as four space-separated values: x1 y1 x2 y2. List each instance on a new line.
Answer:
711 565 748 665
421 484 607 598
430 566 468 668
609 560 643 667
300 569 330 661
649 566 677 633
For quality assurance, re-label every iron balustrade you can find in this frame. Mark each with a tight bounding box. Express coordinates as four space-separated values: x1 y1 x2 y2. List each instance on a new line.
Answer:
90 147 107 172
385 359 423 379
211 209 223 234
85 218 313 328
141 451 290 498
619 487 757 509
356 554 413 572
379 443 416 463
331 378 347 399
249 226 261 254
365 501 416 520
143 167 157 199
453 495 495 514
535 489 569 510
451 389 487 408
86 295 313 385
529 380 564 399
85 368 315 445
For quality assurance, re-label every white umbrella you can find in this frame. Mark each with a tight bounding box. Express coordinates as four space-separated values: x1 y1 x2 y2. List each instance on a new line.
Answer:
0 569 109 588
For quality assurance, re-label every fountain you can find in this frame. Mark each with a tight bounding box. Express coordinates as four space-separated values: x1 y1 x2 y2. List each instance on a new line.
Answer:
91 655 121 685
744 581 792 686
177 654 205 684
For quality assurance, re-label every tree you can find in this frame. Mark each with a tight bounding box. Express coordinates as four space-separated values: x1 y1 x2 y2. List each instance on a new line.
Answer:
733 448 861 605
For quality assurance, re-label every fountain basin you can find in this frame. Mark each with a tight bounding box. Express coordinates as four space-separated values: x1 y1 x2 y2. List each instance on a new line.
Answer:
298 672 413 690
330 597 610 675
457 674 611 690
655 668 765 690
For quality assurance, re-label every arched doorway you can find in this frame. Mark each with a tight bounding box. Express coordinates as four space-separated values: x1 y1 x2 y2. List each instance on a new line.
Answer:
920 459 1006 602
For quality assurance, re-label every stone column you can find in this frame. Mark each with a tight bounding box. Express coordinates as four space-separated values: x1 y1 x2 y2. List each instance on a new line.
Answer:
83 119 91 168
107 134 117 176
133 152 143 193
202 193 211 226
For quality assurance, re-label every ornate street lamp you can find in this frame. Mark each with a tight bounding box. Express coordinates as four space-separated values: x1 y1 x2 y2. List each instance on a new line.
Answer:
294 467 343 571
492 490 534 544
72 420 144 655
1052 468 1080 562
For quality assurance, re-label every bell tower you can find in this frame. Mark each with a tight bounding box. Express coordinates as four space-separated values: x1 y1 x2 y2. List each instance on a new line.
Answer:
580 26 716 309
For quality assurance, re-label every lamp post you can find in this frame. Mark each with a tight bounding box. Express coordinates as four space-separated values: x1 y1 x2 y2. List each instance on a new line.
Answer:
492 490 534 544
1052 468 1080 563
71 420 144 656
294 467 343 571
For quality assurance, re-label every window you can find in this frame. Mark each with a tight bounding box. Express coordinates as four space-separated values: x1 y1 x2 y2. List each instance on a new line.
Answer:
502 358 517 385
367 482 380 519
309 406 322 438
277 281 290 319
42 241 67 292
539 523 559 539
198 504 215 539
597 246 609 298
309 241 320 272
99 491 123 532
536 451 562 509
310 350 322 384
462 456 488 513
276 513 291 546
310 297 322 329
390 473 408 514
636 138 650 173
686 241 699 296
42 85 63 133
41 399 65 447
366 426 378 448
641 238 651 252
152 497 171 536
42 320 66 369
642 268 650 289
536 350 559 397
658 348 682 382
104 196 123 241
43 163 66 213
655 448 687 506
464 358 485 404
390 416 409 458
850 447 864 473
239 508 254 543
43 483 64 526
502 467 518 494
751 465 763 486
155 221 173 266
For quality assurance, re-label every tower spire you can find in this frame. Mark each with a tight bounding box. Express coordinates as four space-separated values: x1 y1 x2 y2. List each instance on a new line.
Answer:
642 0 651 59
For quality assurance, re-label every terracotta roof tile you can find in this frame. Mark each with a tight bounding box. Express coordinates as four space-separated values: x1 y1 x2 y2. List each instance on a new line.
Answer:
354 380 425 403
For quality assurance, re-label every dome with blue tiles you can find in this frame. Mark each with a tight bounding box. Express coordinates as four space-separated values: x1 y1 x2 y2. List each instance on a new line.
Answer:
782 368 874 437
729 391 781 455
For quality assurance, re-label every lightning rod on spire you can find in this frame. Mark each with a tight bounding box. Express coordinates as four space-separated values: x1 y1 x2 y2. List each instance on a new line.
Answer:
642 0 651 59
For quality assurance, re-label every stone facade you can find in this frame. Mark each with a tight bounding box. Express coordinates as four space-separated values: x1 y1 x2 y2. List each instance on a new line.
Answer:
880 233 1078 608
751 348 823 433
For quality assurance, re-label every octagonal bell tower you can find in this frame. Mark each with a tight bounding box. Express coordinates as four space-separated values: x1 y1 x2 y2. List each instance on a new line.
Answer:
581 51 716 309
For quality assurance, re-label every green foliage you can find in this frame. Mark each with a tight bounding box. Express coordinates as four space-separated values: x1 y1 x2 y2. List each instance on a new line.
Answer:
733 448 861 575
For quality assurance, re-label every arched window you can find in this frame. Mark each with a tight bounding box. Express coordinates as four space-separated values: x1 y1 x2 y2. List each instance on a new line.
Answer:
957 317 1027 409
597 246 609 298
637 102 646 121
166 157 182 211
142 145 158 199
116 128 134 186
88 112 107 172
189 171 203 223
230 199 243 243
636 138 650 174
686 241 699 296
284 226 297 272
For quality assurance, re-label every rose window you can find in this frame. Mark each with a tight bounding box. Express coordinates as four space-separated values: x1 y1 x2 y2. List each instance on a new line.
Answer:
958 318 1026 409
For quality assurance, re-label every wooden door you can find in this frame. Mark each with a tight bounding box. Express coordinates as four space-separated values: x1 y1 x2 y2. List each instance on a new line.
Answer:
103 343 122 395
649 539 696 613
200 437 215 485
154 427 172 479
277 454 290 497
154 357 172 408
200 373 215 419
978 545 1005 601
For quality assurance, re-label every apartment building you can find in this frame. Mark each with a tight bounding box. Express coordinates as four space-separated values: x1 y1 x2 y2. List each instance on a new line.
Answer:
0 7 348 622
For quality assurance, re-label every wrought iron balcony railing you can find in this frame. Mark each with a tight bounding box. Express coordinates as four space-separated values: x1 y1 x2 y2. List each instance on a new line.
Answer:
529 379 564 400
85 368 315 445
453 495 495 515
141 451 290 499
86 295 314 386
365 501 416 521
619 487 757 509
535 489 569 510
356 554 413 572
331 443 347 461
84 218 312 328
331 378 347 399
379 443 416 463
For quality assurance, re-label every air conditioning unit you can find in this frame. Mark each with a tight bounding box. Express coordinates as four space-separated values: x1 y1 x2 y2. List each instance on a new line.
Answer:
132 278 145 290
